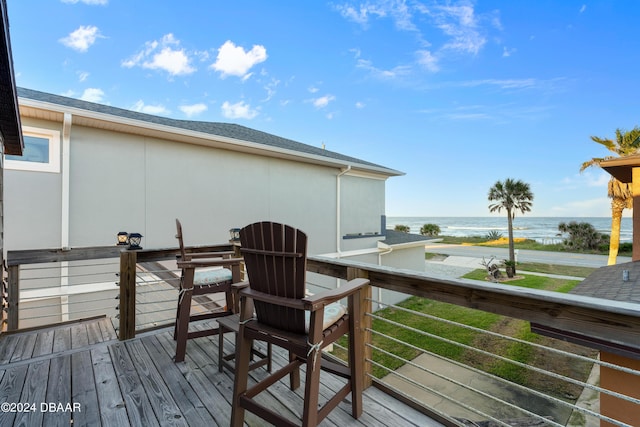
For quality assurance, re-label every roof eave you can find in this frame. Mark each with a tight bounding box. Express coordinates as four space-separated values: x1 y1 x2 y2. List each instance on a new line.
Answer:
600 155 640 183
18 96 404 178
0 0 23 155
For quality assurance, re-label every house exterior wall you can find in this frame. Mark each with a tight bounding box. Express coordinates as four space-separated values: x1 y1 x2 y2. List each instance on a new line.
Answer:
6 120 375 256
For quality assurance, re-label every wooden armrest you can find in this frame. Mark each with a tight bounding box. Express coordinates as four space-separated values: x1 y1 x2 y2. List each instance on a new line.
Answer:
177 257 243 269
188 250 235 259
239 287 306 310
239 278 369 312
232 281 250 291
302 278 369 310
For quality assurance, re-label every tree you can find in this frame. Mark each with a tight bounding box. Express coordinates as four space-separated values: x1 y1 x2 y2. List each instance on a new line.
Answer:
488 179 534 275
420 223 441 236
557 221 608 251
581 126 640 265
394 224 410 233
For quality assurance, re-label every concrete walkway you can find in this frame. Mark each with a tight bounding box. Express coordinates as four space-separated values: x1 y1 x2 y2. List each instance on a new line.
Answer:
380 254 599 425
425 254 586 281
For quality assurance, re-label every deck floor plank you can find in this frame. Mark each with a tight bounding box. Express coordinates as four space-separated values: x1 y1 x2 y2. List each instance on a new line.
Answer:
125 338 188 426
11 333 37 362
53 327 71 353
70 323 89 349
43 354 72 427
14 357 48 426
0 318 444 427
0 334 19 364
109 342 160 427
71 351 101 427
0 364 27 426
33 329 55 357
141 334 217 426
92 345 130 426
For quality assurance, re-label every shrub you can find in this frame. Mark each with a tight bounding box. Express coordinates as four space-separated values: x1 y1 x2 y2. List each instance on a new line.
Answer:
486 230 503 240
557 221 608 251
394 224 410 233
420 223 441 236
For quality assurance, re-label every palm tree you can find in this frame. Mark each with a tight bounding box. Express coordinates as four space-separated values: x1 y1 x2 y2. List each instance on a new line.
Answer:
488 179 534 275
581 127 640 265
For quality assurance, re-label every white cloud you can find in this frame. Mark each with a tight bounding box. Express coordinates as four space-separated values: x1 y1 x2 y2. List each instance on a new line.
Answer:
561 170 610 190
80 88 104 102
356 58 412 79
61 0 108 4
131 100 170 115
457 78 538 90
263 78 280 101
312 95 336 109
338 1 495 76
77 71 89 82
550 197 610 216
122 34 195 76
211 40 267 79
221 101 259 119
355 101 365 109
334 3 386 27
580 4 587 13
431 3 486 55
59 25 102 52
502 46 516 57
416 50 439 72
179 103 208 117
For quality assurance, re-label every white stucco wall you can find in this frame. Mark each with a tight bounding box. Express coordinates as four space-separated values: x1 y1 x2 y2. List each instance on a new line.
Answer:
5 118 392 257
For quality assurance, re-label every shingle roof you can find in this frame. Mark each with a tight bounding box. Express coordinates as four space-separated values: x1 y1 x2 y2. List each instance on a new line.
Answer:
570 261 640 304
17 87 402 176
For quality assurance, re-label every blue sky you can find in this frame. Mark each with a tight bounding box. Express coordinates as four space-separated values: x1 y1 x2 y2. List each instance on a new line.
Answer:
7 1 639 217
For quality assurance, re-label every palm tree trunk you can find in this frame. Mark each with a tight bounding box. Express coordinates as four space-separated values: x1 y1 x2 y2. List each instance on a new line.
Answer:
608 198 625 265
507 209 516 274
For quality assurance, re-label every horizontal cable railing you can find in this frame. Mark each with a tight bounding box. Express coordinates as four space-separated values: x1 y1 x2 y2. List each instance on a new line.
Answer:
5 257 120 330
365 295 638 426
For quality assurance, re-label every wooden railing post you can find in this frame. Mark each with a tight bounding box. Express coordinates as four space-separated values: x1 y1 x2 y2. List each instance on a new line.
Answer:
119 250 137 340
348 266 372 389
6 265 19 331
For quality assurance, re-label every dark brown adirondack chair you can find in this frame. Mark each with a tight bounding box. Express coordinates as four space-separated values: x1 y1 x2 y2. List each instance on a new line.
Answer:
231 221 369 427
173 218 242 363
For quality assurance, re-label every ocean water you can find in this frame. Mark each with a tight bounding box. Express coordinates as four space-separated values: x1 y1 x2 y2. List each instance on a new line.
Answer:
387 217 633 244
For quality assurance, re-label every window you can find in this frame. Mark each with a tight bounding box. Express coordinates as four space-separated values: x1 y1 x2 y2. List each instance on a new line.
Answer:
5 126 60 173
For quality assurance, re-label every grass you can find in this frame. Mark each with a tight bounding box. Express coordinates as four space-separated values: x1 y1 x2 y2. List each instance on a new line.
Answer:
368 297 500 378
463 268 581 292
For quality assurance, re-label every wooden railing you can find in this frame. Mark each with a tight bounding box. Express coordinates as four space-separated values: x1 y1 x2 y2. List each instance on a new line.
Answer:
4 244 235 333
6 246 640 424
306 256 640 352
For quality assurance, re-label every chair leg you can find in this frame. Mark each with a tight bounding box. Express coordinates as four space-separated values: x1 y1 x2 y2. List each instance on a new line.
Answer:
302 347 323 427
231 326 253 427
289 351 300 390
349 298 364 418
174 289 193 363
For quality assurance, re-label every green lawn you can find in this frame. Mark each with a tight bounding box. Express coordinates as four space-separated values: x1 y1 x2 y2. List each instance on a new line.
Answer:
342 269 593 399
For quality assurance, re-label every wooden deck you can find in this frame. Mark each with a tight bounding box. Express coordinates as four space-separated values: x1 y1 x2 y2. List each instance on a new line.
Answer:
0 317 444 426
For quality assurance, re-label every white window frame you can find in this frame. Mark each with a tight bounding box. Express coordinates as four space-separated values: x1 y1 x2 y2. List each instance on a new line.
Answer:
5 126 61 173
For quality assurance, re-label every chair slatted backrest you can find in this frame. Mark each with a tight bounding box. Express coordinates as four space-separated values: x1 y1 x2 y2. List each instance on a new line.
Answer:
240 222 307 334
